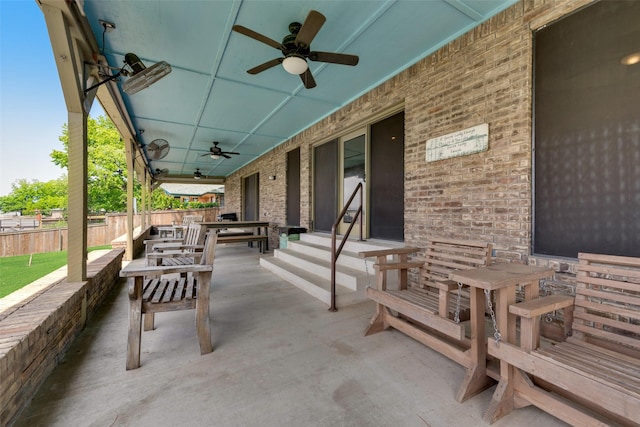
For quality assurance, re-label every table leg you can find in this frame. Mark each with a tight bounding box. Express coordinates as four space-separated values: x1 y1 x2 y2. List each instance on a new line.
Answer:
483 285 517 423
456 286 494 402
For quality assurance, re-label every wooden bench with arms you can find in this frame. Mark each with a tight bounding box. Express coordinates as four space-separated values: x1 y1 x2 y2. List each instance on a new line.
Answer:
486 252 640 426
120 231 217 370
359 238 493 400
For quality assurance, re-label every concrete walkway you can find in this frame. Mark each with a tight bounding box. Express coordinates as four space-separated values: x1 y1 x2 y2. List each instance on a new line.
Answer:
14 245 566 427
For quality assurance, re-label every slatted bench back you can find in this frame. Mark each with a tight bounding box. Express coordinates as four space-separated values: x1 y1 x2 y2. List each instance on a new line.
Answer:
573 252 640 353
182 214 203 225
421 238 492 287
183 223 206 247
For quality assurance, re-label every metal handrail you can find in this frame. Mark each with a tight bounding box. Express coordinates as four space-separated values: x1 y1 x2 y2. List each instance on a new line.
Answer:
329 182 364 311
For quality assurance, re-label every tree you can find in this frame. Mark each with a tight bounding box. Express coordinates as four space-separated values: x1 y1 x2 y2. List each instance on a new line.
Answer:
0 177 67 215
51 115 132 212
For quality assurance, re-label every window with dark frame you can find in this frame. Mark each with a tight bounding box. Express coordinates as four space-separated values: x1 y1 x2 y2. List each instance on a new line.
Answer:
533 0 640 258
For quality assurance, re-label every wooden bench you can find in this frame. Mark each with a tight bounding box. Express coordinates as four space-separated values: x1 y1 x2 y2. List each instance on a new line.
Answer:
217 233 268 253
359 238 492 374
120 232 218 370
486 252 640 425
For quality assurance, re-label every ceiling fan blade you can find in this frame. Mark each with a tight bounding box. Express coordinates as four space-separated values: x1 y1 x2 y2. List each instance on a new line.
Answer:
295 10 326 48
223 152 240 155
300 68 316 89
222 153 232 159
308 51 359 66
200 152 213 157
247 58 283 75
232 25 283 50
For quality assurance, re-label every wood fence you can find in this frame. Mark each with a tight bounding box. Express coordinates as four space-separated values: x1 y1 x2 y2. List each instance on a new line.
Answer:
0 208 220 257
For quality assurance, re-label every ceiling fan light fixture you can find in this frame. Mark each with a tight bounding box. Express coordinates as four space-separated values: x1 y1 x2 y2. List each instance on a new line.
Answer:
210 154 221 160
194 169 202 179
122 53 172 94
282 55 308 75
621 52 640 66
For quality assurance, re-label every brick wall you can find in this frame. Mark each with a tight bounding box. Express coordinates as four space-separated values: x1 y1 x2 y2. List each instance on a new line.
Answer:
226 0 592 273
0 249 124 426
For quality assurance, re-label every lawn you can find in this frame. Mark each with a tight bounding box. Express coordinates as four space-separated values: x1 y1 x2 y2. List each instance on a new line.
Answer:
0 246 111 299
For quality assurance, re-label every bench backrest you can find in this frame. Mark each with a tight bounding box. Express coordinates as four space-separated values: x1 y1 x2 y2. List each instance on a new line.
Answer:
573 252 640 353
421 238 492 286
182 214 203 225
183 223 206 247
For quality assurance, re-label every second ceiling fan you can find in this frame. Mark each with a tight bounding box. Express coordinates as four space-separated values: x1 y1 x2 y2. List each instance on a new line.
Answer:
232 10 359 89
201 141 239 159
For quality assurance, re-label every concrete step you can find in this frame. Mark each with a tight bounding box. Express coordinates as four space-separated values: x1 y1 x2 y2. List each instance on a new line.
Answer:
266 232 406 309
259 256 370 307
274 247 371 291
285 239 375 272
298 233 405 254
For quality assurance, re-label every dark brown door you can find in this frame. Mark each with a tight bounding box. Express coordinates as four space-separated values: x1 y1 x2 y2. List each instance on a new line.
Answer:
370 112 404 241
286 148 301 226
243 173 259 221
313 139 338 232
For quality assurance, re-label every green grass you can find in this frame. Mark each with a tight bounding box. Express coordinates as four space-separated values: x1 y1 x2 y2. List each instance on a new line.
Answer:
0 246 112 299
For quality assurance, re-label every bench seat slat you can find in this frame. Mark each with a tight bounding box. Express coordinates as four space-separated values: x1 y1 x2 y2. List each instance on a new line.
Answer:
142 279 160 301
186 277 195 300
537 344 640 394
172 278 186 302
150 280 168 304
161 280 177 303
555 340 640 374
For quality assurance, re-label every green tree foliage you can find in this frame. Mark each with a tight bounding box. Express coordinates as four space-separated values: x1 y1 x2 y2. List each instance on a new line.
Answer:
2 115 204 214
0 177 68 214
51 115 130 212
152 189 178 210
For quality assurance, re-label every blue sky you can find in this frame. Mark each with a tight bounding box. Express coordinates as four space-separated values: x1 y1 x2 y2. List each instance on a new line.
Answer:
0 0 103 196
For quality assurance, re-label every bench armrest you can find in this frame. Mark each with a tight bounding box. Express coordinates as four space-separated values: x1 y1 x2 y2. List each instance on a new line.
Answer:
358 247 421 258
509 295 575 319
121 263 212 278
147 250 203 259
375 261 424 271
432 279 461 291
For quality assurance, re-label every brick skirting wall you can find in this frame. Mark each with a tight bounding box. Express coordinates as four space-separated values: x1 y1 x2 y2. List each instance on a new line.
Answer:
0 249 124 426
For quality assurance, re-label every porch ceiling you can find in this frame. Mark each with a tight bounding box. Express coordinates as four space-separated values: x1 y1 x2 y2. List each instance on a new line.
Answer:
78 0 517 183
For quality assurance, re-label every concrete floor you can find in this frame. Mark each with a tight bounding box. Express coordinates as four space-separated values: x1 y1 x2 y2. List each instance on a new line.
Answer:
15 245 567 427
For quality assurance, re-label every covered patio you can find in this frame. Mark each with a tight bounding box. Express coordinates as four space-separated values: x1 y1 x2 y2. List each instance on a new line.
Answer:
14 244 563 426
5 0 638 424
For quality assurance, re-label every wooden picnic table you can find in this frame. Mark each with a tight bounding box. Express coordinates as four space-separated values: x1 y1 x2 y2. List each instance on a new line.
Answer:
202 221 270 252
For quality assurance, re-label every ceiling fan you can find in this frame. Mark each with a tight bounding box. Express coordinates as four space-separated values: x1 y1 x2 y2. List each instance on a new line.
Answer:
200 141 239 159
232 10 359 89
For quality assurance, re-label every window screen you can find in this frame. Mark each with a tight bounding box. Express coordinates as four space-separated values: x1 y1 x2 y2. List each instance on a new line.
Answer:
534 0 640 258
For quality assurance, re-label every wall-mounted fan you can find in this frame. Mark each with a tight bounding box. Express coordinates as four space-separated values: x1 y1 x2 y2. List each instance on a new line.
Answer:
153 168 169 178
200 141 239 159
146 139 170 160
232 10 359 89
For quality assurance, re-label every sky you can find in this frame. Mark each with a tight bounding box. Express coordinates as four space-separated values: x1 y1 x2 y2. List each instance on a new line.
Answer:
0 0 104 196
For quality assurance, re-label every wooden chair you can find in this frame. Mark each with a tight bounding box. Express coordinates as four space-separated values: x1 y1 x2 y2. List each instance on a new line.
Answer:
120 231 218 370
486 252 640 425
146 223 206 266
